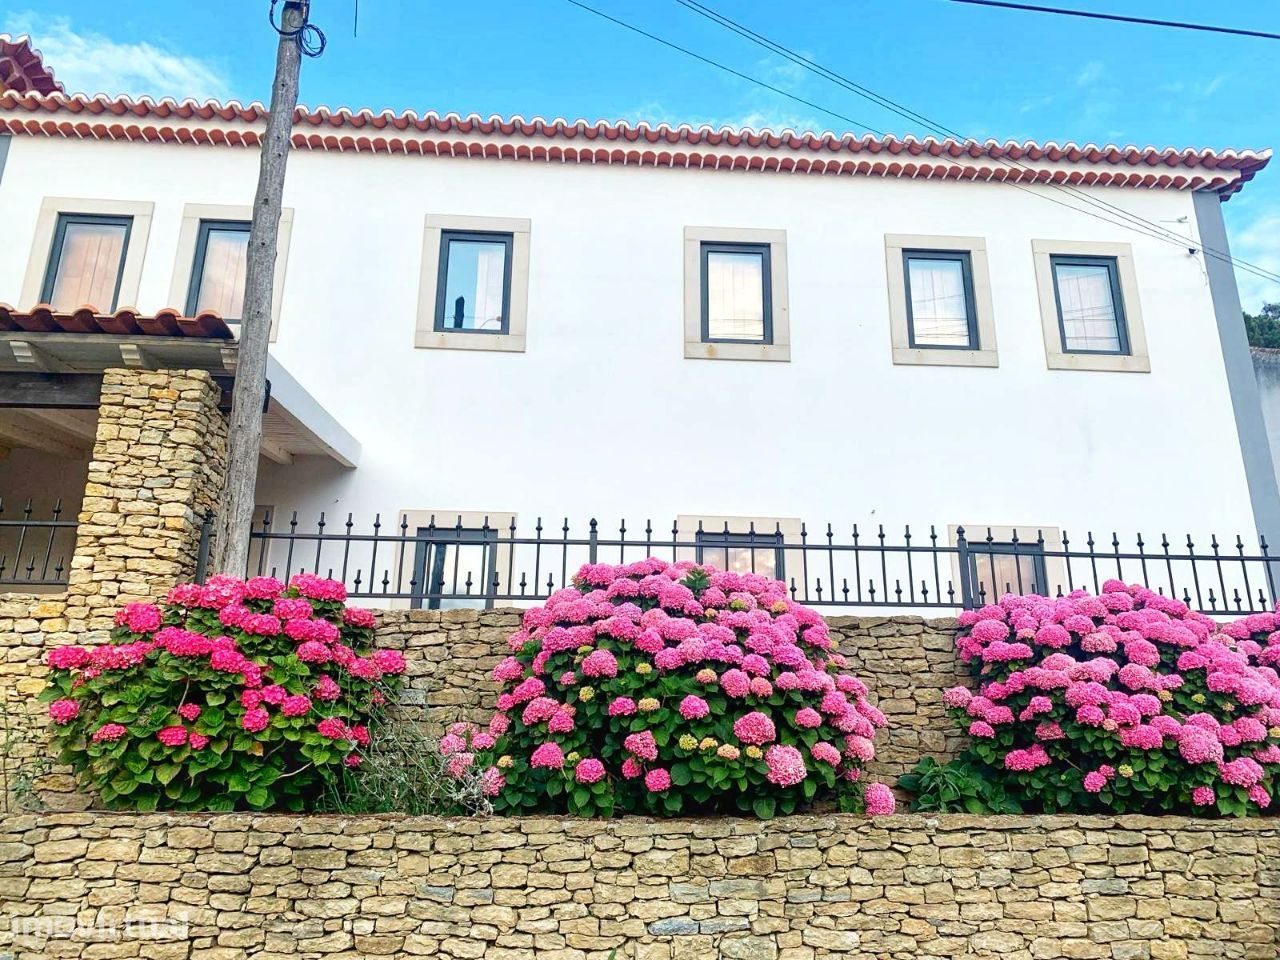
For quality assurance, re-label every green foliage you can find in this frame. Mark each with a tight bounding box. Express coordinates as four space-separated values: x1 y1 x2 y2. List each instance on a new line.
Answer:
1245 302 1280 349
323 716 492 817
899 756 1022 814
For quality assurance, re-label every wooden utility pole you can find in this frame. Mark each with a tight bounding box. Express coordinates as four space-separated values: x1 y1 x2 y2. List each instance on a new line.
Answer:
214 1 317 574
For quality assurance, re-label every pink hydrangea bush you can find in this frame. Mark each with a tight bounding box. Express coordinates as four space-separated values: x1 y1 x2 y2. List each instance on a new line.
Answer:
40 574 405 811
447 558 893 818
939 581 1280 816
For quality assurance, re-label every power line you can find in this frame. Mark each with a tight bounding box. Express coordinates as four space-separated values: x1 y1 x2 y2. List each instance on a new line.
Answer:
658 0 1280 287
945 1 1280 41
672 1 1220 260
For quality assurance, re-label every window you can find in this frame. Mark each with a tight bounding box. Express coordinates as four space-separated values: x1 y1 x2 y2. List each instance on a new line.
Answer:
701 242 771 343
695 528 785 580
187 220 251 319
967 540 1048 603
434 231 514 334
684 227 790 362
410 525 500 610
1032 240 1149 373
884 234 998 368
1050 255 1127 354
39 214 132 311
416 215 531 353
170 204 292 339
903 251 977 349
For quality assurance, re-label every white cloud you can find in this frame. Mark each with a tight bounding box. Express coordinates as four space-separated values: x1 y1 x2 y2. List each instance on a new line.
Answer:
1230 212 1280 312
1076 61 1104 87
3 11 232 101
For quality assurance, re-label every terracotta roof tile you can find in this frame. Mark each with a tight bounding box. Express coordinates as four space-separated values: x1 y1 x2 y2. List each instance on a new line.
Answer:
0 36 62 95
0 91 1269 198
0 304 234 339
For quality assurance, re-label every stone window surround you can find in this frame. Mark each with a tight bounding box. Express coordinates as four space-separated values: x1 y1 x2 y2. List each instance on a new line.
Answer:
884 233 999 368
391 509 518 610
168 203 294 341
21 197 154 310
1032 239 1150 373
415 214 531 353
947 523 1066 600
683 226 791 362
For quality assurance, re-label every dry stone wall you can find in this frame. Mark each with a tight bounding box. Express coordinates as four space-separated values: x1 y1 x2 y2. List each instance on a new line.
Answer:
2 811 1276 960
374 608 967 781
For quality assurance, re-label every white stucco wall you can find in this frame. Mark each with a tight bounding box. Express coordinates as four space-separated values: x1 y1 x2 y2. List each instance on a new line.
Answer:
0 136 1262 584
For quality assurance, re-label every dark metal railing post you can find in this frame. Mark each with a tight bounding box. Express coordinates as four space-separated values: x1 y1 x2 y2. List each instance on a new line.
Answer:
956 525 975 609
195 512 214 584
588 518 599 563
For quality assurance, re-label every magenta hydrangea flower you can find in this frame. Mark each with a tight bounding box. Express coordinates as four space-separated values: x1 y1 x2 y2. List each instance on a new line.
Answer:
864 782 896 815
581 649 619 678
733 711 776 746
575 758 606 784
763 745 807 786
678 695 710 720
241 708 270 734
156 726 188 747
316 717 348 740
1191 785 1215 807
624 730 659 762
48 699 79 724
644 768 672 792
530 742 565 769
281 695 312 718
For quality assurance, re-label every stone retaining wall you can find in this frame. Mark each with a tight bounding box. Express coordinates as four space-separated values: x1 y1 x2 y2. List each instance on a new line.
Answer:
2 811 1275 959
373 609 967 782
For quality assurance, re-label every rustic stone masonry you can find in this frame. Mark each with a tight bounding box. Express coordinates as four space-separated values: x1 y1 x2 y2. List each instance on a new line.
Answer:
1 811 1275 960
66 368 228 637
373 609 966 781
0 593 82 812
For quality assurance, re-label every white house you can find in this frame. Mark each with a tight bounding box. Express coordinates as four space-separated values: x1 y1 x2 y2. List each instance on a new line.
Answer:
0 35 1275 612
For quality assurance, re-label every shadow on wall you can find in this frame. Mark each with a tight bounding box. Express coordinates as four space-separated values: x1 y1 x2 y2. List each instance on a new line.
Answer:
0 447 89 590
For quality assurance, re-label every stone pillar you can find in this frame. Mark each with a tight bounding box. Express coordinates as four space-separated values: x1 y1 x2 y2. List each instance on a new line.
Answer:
65 368 228 636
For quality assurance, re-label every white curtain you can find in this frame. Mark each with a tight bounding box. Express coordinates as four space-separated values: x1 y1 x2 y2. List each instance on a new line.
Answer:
471 245 506 330
907 258 970 346
1056 263 1120 352
48 222 128 311
707 251 765 340
194 229 250 319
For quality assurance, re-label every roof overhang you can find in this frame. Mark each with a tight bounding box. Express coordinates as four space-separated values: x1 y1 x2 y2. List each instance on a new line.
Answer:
0 92 1269 199
0 328 360 468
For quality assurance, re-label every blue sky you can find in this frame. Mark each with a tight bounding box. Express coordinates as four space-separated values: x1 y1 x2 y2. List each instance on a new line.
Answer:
5 0 1278 309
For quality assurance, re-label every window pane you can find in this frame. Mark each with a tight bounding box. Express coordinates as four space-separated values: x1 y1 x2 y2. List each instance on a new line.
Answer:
907 256 972 346
47 220 128 311
697 535 782 579
194 227 250 319
706 250 766 341
442 239 508 331
1055 262 1122 353
414 528 498 610
972 551 1044 602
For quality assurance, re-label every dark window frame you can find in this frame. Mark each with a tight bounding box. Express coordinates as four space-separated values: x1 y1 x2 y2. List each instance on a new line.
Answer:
433 230 515 335
968 540 1049 601
695 529 786 581
699 241 773 345
39 213 134 311
186 219 252 319
1049 254 1130 356
410 526 500 610
902 249 979 350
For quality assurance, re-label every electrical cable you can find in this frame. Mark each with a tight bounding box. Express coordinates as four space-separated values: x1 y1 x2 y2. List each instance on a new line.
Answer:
270 0 327 58
671 0 1280 286
945 1 1280 41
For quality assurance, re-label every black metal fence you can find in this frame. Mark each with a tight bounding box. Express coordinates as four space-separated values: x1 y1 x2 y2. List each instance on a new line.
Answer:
0 499 76 587
242 512 1280 616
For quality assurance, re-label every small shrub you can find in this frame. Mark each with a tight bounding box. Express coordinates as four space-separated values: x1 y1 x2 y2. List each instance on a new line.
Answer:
934 581 1280 815
323 714 492 816
898 756 1022 814
448 558 894 817
40 574 405 811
